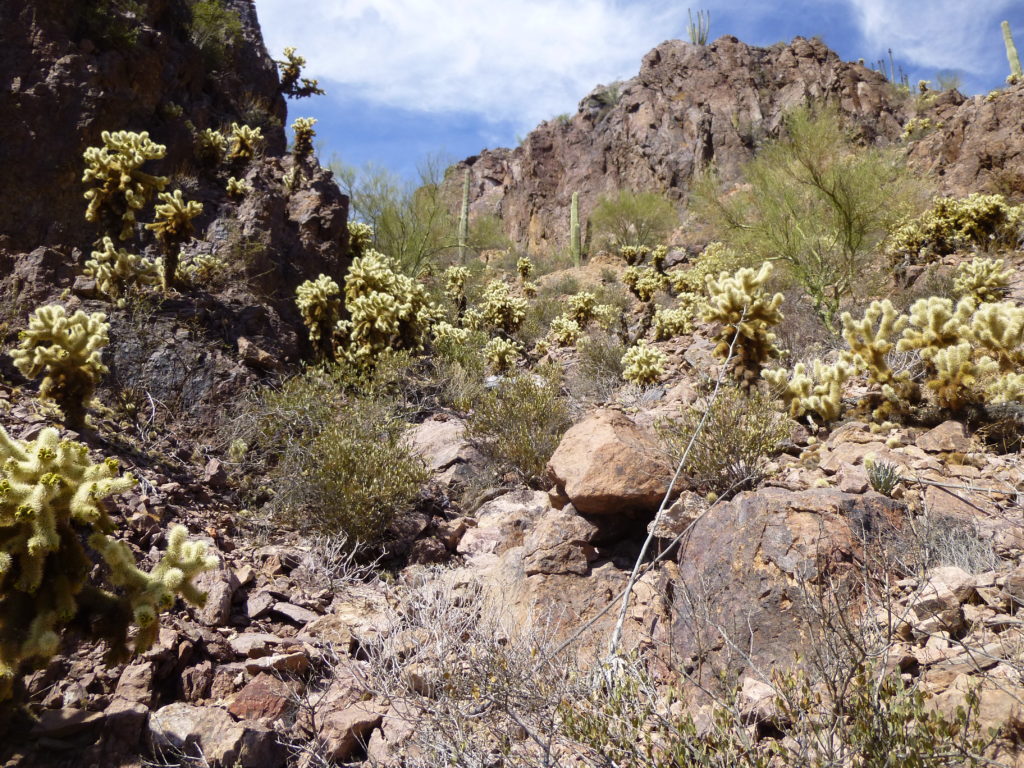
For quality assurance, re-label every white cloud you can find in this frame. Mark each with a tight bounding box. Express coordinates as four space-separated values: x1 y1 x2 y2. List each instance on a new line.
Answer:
253 0 687 127
844 0 1017 76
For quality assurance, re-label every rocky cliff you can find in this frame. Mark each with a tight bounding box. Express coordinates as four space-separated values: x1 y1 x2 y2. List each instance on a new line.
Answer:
450 35 911 253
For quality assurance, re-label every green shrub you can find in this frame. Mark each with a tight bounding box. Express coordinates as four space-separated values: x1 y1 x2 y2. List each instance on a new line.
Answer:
233 364 427 543
468 367 572 485
590 189 678 251
187 0 243 65
658 384 788 497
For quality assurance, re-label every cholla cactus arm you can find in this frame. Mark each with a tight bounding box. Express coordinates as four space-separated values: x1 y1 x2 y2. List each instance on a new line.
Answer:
516 257 534 281
146 190 203 289
841 300 908 384
348 221 374 256
567 292 598 324
623 267 668 302
765 359 852 424
195 127 228 165
549 314 582 346
621 341 666 386
225 176 251 198
484 337 522 372
10 306 109 430
82 130 168 240
897 296 976 354
227 123 264 161
954 257 1011 303
969 301 1024 371
704 262 784 382
277 47 325 98
291 117 317 160
926 342 997 411
84 237 159 303
479 280 527 334
295 274 342 358
653 306 695 340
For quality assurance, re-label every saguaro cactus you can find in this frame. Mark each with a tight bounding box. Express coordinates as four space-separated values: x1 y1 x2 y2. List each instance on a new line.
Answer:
1004 21 1022 84
570 191 582 266
458 169 470 262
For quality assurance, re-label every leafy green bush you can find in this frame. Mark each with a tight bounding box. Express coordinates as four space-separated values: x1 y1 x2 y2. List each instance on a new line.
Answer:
232 364 427 543
590 189 678 251
658 384 788 497
468 367 572 485
187 0 243 65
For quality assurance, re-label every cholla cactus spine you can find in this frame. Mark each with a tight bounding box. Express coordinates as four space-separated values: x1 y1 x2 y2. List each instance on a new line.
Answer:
82 130 169 241
84 237 159 304
10 306 109 430
621 340 666 386
292 117 317 160
0 427 216 700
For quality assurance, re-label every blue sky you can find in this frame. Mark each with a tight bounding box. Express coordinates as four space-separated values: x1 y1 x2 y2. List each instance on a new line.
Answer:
252 0 1024 182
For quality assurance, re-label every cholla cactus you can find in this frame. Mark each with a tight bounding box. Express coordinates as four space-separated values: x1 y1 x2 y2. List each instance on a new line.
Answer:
619 245 650 266
926 342 998 411
334 250 439 368
567 292 598 324
348 221 374 256
968 301 1024 371
765 358 853 424
704 262 784 383
954 257 1011 303
282 166 300 192
484 337 521 372
226 176 251 198
623 266 668 302
0 427 216 700
195 127 228 165
621 340 666 386
227 123 264 161
295 274 342 358
82 130 169 240
549 315 582 346
431 321 470 348
479 280 527 334
841 300 918 420
277 47 325 98
988 372 1024 403
292 117 317 160
668 241 740 295
653 306 694 340
522 281 538 298
651 245 669 273
10 306 109 430
146 190 203 288
180 254 225 286
84 237 159 304
898 296 976 355
516 257 534 281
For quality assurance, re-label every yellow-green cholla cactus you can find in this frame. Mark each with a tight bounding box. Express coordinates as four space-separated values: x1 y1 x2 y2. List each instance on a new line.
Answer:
886 194 1024 264
82 130 169 241
277 47 325 98
479 280 527 334
83 237 159 305
925 342 998 411
621 340 666 386
295 274 342 358
987 373 1024 404
566 292 598 324
652 306 694 340
146 190 203 288
291 117 317 160
180 254 225 286
10 306 109 430
226 176 251 198
522 281 538 298
195 127 228 165
764 358 853 424
704 262 784 383
667 242 741 295
484 336 522 372
841 299 919 420
623 266 668 302
897 296 976 355
516 257 534 281
549 315 582 346
0 426 216 700
431 321 470 348
334 250 439 368
953 257 1011 303
968 301 1024 371
619 245 650 266
227 123 264 161
348 221 374 256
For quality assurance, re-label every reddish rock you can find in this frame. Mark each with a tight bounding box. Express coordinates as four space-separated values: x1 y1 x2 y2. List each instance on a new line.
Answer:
916 421 972 453
228 674 296 724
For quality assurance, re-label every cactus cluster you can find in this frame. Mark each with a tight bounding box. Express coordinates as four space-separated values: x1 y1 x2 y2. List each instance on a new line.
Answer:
292 117 317 160
276 47 325 98
10 306 110 430
195 127 228 165
704 262 784 383
226 176 251 198
668 242 741 295
549 315 583 347
0 426 215 700
765 358 853 423
348 221 374 256
146 190 203 288
82 130 169 240
621 340 666 386
652 306 695 340
84 237 159 304
484 336 522 372
623 266 668 302
295 274 342 358
479 280 527 335
886 193 1024 264
953 257 1011 303
227 123 264 161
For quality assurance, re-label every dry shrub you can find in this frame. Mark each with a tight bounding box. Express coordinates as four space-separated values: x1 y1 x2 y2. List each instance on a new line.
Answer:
658 384 789 497
566 329 628 406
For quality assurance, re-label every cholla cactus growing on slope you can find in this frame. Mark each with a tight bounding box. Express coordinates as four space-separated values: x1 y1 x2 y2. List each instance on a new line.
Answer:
841 299 919 419
195 127 228 165
623 266 668 302
146 190 203 288
84 237 159 304
82 130 169 240
0 427 216 700
969 301 1024 371
516 257 534 281
348 221 374 257
10 306 109 430
334 250 439 368
484 336 522 372
549 315 582 347
225 176 251 198
276 47 325 98
295 274 342 359
227 123 264 161
953 257 1011 303
621 340 666 386
765 358 854 424
292 117 317 160
479 280 527 335
704 262 784 383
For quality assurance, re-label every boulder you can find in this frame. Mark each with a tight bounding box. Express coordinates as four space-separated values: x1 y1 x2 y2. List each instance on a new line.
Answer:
149 703 284 767
916 421 971 453
546 409 670 516
522 507 599 576
457 490 549 558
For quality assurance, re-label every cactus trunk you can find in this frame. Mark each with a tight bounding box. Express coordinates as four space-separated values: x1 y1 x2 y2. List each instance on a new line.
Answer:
458 169 470 262
570 191 581 267
1004 21 1022 80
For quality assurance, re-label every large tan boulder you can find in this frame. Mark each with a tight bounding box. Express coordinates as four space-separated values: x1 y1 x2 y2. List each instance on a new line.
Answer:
546 409 671 515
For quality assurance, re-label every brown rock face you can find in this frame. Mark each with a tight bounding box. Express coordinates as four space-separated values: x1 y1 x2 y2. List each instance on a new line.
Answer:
547 409 670 516
449 36 908 253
